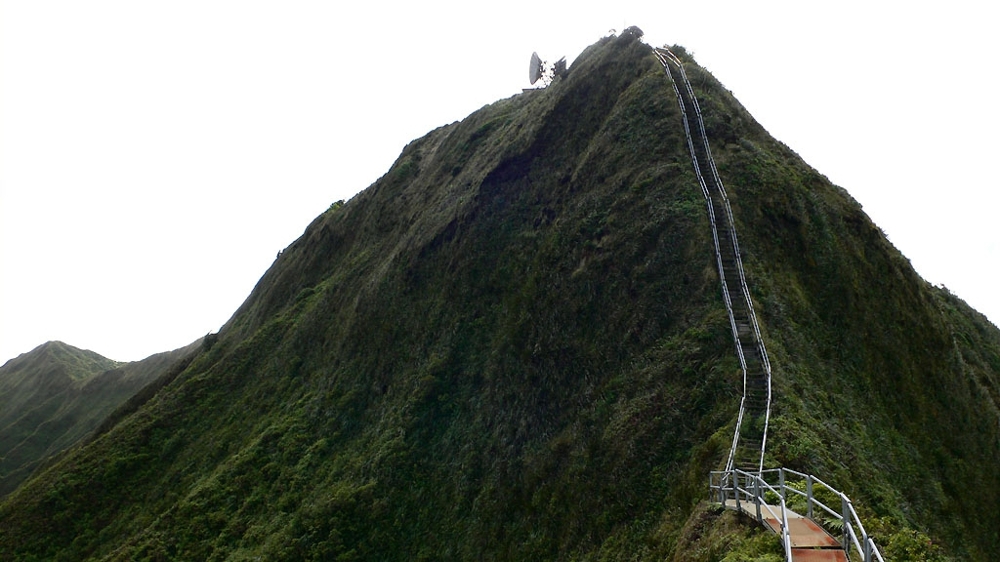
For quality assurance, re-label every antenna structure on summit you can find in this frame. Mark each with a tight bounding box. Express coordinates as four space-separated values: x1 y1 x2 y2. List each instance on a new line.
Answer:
527 51 568 87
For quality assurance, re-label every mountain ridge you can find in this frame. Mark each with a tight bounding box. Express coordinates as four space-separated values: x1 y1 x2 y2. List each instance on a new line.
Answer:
0 339 202 497
0 33 997 560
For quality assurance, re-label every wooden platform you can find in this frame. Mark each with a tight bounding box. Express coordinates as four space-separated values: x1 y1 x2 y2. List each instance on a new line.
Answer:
725 499 847 561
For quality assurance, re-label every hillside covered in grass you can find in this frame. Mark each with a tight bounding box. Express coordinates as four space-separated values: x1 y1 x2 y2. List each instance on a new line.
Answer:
0 341 200 497
1 32 998 560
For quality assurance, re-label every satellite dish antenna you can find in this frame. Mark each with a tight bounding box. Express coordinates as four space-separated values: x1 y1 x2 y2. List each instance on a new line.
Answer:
529 52 543 85
527 51 567 88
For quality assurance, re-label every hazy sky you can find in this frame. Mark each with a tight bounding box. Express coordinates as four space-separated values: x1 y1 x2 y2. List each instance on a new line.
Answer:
2 1 997 364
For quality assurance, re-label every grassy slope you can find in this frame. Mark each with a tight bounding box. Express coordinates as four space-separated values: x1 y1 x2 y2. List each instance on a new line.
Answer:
0 34 997 561
0 342 121 495
0 341 201 497
671 47 1000 559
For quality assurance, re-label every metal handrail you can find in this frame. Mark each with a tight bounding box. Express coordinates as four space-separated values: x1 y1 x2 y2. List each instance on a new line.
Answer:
710 468 887 562
659 43 886 562
675 55 773 472
654 49 752 473
655 46 771 473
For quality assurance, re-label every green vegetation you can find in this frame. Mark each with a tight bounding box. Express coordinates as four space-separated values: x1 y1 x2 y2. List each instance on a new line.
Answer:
0 341 199 497
0 34 997 560
672 503 784 562
0 342 121 496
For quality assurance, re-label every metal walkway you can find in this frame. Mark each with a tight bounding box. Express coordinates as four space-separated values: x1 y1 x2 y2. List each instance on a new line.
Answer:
728 499 845 562
711 468 884 561
654 45 887 561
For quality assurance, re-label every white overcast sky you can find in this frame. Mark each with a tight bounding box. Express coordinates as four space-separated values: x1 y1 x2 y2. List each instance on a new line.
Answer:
2 1 997 364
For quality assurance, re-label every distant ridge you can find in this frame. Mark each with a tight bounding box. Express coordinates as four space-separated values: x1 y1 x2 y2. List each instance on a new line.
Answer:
0 339 200 496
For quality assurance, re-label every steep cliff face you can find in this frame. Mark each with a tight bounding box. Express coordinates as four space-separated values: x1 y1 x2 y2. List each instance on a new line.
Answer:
0 33 997 561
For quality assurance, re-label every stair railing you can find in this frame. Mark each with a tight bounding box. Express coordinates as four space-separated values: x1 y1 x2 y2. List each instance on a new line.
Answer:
710 468 886 562
655 46 771 472
659 43 885 562
654 48 750 470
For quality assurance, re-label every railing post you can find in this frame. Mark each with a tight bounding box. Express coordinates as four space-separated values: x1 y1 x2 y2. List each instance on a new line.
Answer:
722 472 728 505
863 533 872 562
781 499 793 562
733 471 743 511
744 472 751 507
725 471 740 504
779 468 786 503
806 474 814 520
719 472 725 505
733 472 750 509
754 475 763 523
724 471 731 505
841 494 851 552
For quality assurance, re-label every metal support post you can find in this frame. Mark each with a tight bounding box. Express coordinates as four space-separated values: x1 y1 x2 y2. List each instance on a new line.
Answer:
754 475 763 523
806 475 814 520
841 494 851 552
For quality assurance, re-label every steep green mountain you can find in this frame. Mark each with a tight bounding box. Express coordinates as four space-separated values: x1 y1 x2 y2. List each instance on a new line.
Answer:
1 32 998 561
0 340 200 497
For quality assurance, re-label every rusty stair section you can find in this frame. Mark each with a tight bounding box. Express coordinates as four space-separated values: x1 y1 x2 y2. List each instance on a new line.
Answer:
654 46 772 472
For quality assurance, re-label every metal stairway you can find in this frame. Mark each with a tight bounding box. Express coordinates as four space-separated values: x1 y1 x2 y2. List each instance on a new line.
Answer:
654 44 887 562
711 468 885 561
653 46 772 473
